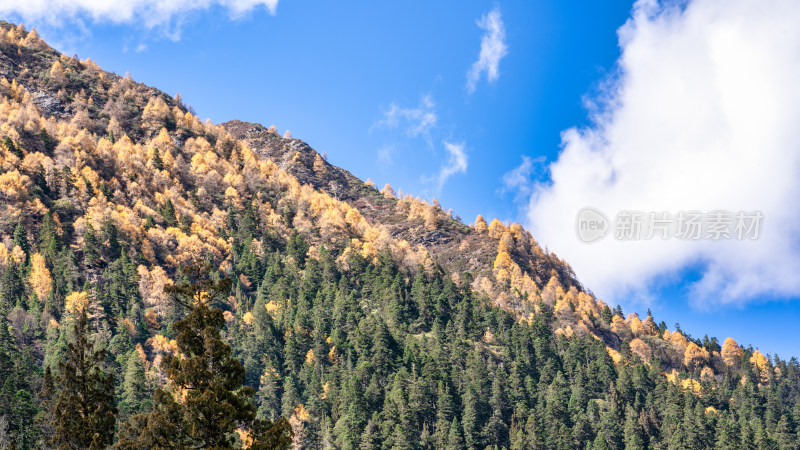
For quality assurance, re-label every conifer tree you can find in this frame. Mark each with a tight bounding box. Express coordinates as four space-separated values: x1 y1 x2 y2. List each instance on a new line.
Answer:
256 361 281 422
0 265 24 310
116 264 291 448
161 198 177 228
38 211 61 265
82 224 102 269
623 405 644 449
358 415 380 449
10 390 37 448
48 312 117 449
119 351 151 420
4 137 22 159
433 380 455 446
485 368 509 446
445 417 464 449
36 366 55 443
773 415 795 450
152 148 164 170
12 222 28 259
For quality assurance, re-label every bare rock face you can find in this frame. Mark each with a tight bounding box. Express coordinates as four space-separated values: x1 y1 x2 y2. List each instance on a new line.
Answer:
415 230 453 246
32 91 65 117
222 119 374 203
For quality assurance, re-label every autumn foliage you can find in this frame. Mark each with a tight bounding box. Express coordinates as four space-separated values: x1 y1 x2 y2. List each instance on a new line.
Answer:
0 22 796 450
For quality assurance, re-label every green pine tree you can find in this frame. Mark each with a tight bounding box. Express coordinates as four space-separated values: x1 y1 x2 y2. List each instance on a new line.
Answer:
48 312 117 449
623 405 644 449
116 265 291 448
12 221 29 259
152 148 164 170
4 137 22 159
445 417 464 450
359 415 381 449
119 350 151 420
161 198 177 227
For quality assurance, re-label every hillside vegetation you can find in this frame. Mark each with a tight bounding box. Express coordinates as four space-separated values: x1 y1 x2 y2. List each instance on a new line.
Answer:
0 22 798 449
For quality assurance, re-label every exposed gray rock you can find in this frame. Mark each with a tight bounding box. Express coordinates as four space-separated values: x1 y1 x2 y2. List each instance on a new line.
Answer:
32 90 65 117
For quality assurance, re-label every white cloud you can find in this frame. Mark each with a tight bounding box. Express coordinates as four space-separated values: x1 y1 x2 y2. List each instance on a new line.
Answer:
0 0 278 29
373 95 438 141
466 5 508 94
435 141 468 190
523 0 800 307
499 155 545 201
377 145 394 167
372 97 464 191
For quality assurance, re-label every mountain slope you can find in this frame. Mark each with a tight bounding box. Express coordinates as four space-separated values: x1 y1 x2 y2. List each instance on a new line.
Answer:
222 120 581 305
0 22 798 449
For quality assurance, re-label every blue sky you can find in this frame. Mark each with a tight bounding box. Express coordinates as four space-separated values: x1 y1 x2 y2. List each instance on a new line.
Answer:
5 0 800 358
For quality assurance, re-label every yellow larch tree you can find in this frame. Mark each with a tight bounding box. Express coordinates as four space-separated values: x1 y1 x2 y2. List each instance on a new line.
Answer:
611 315 633 341
242 312 254 326
630 338 652 362
107 116 123 140
29 252 52 300
138 265 173 323
627 314 644 337
683 341 710 368
328 346 339 364
380 183 395 199
641 315 660 336
10 245 25 265
313 153 327 175
22 28 47 50
49 60 67 85
750 350 770 383
721 337 744 368
664 330 689 351
493 250 514 284
0 243 9 268
498 231 514 254
488 218 507 239
305 349 315 365
65 291 90 316
474 214 488 233
0 169 32 202
554 295 574 322
69 106 92 132
700 366 716 382
141 96 171 134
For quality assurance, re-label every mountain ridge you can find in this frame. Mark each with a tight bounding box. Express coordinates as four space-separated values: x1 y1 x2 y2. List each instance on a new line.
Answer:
221 119 583 309
0 21 797 449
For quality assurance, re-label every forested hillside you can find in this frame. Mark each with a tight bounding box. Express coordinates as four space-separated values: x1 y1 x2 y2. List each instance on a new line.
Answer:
0 21 798 449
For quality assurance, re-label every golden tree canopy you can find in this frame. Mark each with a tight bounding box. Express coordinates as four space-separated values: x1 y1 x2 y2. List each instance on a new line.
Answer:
474 214 488 233
683 341 710 367
29 252 52 300
65 291 89 316
630 338 652 362
721 337 744 367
